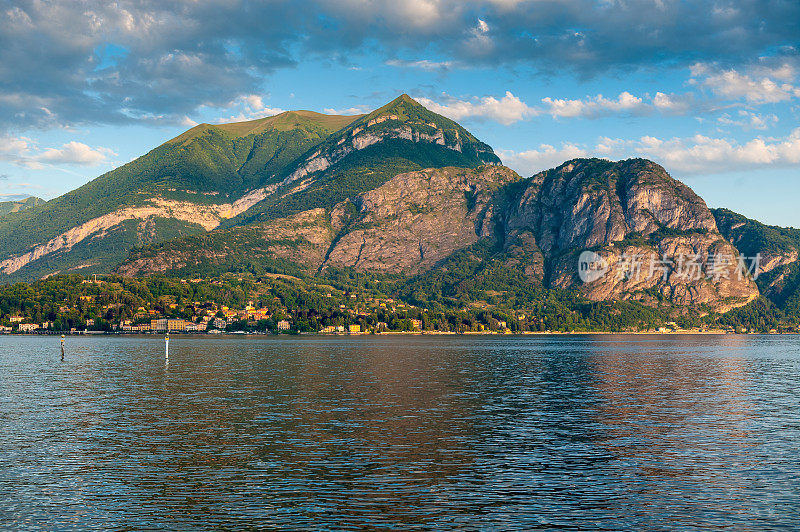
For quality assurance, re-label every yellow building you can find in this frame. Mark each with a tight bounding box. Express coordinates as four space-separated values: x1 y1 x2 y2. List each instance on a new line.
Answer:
349 324 361 333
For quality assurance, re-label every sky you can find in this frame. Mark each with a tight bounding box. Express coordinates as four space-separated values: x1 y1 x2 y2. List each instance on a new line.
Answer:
1 0 799 226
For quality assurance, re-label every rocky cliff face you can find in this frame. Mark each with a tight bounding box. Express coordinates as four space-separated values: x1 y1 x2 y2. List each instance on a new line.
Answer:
323 165 519 272
501 159 758 311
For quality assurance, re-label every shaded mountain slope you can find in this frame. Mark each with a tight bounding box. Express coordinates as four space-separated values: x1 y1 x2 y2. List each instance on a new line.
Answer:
713 208 800 310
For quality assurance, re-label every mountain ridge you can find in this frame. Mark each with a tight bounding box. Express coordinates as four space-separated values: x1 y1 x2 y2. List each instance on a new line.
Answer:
0 94 795 321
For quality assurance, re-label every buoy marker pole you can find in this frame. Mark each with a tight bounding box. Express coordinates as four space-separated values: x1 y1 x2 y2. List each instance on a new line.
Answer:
60 334 65 359
165 333 169 359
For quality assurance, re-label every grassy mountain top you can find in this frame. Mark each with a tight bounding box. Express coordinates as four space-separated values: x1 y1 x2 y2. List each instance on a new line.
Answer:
169 110 362 145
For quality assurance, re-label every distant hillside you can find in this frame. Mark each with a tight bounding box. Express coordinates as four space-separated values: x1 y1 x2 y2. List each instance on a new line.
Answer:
0 196 45 216
713 208 800 311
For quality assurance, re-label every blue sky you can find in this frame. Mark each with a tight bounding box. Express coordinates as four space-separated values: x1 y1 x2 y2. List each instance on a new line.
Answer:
1 0 799 226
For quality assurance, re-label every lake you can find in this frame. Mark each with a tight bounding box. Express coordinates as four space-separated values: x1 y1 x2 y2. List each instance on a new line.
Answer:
1 334 799 530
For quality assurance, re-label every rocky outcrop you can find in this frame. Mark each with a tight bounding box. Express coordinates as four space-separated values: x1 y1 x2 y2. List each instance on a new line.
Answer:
502 159 758 311
322 166 520 272
115 157 762 312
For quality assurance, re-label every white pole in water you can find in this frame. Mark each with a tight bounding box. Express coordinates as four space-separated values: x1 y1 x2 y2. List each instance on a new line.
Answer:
165 333 169 359
60 334 65 358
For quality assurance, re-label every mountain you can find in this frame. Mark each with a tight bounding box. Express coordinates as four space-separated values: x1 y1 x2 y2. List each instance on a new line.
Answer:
0 93 780 318
0 95 503 281
119 157 759 313
118 165 520 277
0 196 45 216
217 93 501 228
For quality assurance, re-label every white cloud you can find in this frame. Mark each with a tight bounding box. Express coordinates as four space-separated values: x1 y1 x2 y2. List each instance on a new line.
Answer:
209 94 286 124
652 91 691 113
717 110 778 130
0 136 116 168
692 63 800 104
502 128 800 176
542 91 646 118
385 59 459 71
0 135 31 155
416 91 537 125
498 144 588 175
597 128 800 174
33 141 116 166
323 106 370 115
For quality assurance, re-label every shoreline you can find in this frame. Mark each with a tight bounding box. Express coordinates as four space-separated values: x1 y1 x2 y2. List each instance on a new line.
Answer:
1 330 797 337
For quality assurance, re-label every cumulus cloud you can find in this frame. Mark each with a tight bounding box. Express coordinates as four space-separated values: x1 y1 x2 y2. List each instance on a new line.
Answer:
542 91 646 118
618 130 800 174
501 128 800 176
417 90 698 124
416 91 536 125
717 110 778 130
691 63 800 104
212 95 286 124
498 144 588 175
323 106 371 115
0 136 115 169
32 142 116 166
1 0 798 130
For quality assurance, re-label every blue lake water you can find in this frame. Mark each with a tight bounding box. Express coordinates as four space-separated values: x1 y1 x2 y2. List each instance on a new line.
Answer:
1 334 799 530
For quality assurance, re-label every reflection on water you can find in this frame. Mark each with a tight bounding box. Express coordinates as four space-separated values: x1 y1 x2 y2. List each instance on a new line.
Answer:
1 335 799 530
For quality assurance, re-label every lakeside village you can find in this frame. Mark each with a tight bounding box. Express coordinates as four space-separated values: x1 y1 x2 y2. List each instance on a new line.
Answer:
0 274 512 336
0 273 794 335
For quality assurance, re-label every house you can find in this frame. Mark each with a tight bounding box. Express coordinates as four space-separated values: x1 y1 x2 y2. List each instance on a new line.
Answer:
213 317 227 329
0 325 12 333
19 323 38 333
349 324 361 333
409 319 422 331
320 325 336 333
9 316 23 323
277 320 291 331
167 319 187 331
